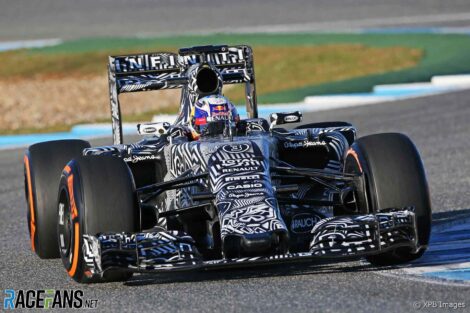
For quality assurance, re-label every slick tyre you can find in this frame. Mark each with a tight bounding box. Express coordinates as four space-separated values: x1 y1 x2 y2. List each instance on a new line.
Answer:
344 133 431 265
57 156 139 283
24 139 91 259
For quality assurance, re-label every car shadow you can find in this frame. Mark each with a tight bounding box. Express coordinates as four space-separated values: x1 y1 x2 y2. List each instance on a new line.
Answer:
124 259 392 286
124 209 470 286
410 208 470 267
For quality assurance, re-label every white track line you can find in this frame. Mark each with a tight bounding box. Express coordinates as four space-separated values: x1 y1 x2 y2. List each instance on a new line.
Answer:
0 38 62 52
230 12 470 33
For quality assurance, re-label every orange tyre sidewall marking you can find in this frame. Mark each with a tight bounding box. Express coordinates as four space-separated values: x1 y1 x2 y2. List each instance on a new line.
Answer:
24 155 36 252
346 148 363 173
66 171 80 277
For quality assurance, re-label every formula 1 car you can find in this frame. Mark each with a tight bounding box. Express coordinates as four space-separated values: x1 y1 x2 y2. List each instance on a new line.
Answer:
24 45 431 283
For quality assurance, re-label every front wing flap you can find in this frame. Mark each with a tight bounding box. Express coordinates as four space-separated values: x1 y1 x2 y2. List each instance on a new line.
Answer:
82 210 418 277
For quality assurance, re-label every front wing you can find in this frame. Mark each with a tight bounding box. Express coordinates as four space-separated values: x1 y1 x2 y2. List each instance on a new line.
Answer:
82 210 419 277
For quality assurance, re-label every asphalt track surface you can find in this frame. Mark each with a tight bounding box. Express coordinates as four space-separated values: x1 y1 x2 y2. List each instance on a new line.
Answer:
1 0 470 40
1 90 470 312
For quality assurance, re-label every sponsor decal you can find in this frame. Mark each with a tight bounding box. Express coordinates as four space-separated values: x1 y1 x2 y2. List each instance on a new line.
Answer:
239 214 266 223
284 141 327 149
211 100 227 107
212 113 229 120
221 143 250 154
225 174 260 182
284 115 299 123
123 155 159 163
303 141 327 147
141 126 156 134
221 166 261 173
179 48 244 66
290 213 321 234
220 159 261 167
58 203 64 226
3 289 98 309
115 54 178 73
227 183 263 190
195 117 207 125
226 192 264 199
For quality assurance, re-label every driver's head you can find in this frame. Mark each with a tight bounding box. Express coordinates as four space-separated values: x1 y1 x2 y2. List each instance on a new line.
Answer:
191 95 239 135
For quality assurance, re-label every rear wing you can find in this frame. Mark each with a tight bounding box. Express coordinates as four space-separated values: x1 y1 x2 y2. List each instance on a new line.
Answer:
108 45 257 144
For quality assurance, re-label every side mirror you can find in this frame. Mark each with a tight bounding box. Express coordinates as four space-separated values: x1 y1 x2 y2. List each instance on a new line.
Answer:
137 122 170 136
269 111 303 129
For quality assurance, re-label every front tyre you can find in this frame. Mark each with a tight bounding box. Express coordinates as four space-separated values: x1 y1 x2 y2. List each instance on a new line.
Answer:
344 133 431 265
57 156 139 283
24 139 90 258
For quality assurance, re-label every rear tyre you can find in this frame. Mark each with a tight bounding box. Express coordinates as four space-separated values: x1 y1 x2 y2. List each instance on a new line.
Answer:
57 155 139 283
24 139 90 259
344 133 431 265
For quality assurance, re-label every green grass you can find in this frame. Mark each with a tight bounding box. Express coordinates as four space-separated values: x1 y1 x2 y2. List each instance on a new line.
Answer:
2 32 469 135
24 33 470 103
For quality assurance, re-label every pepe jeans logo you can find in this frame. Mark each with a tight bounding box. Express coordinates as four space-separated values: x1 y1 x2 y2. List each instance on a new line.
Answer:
284 141 327 149
123 155 159 163
290 213 321 234
3 289 98 310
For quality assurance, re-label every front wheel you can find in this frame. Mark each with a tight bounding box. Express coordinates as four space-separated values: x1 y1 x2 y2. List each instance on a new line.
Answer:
344 133 431 265
24 139 90 259
57 155 139 283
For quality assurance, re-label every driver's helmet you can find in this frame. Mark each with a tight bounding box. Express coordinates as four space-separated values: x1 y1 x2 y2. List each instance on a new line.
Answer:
191 95 239 134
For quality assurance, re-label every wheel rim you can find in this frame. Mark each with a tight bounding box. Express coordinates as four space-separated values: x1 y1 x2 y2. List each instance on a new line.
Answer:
58 190 74 266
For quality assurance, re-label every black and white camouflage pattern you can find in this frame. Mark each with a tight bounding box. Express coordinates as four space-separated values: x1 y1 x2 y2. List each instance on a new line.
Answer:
161 137 288 241
309 210 417 256
81 210 417 274
82 230 201 275
208 141 287 240
84 142 166 163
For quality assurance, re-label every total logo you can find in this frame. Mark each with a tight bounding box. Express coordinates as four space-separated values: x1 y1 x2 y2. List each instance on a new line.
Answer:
227 183 263 190
221 159 260 167
284 115 299 123
290 213 321 233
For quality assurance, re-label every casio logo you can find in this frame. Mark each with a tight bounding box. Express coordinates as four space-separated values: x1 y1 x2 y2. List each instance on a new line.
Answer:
227 183 263 190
